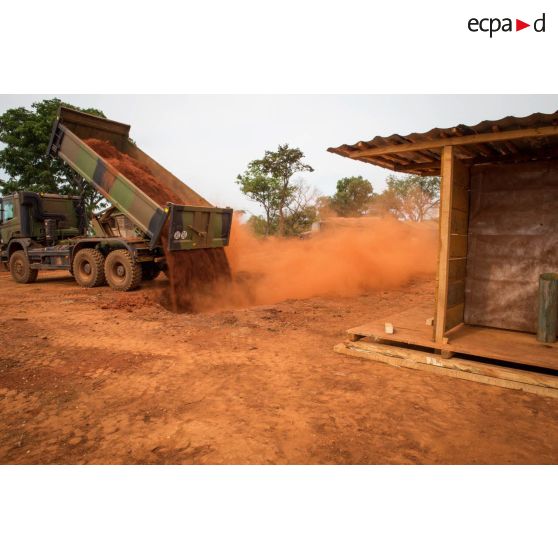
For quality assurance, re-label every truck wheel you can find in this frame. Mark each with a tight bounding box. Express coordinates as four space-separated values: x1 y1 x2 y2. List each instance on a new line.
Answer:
141 262 161 281
73 248 106 288
9 251 38 284
105 249 142 291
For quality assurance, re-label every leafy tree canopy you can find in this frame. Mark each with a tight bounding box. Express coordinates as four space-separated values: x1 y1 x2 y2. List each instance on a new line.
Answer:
255 144 314 235
329 175 375 217
236 160 281 236
237 144 314 236
0 98 106 210
378 174 440 222
246 214 270 237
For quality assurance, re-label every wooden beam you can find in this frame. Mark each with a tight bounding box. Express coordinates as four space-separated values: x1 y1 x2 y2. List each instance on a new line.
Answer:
445 302 465 331
340 340 558 390
434 146 454 343
334 341 558 399
348 125 558 159
370 138 434 167
492 125 520 155
451 126 496 158
374 144 558 173
358 153 434 171
386 149 440 167
393 160 441 172
466 145 558 167
379 152 419 166
393 133 441 162
537 273 558 343
351 155 395 170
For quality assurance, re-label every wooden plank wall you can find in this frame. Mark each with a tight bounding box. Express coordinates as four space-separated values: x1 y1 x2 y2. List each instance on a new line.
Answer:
434 146 470 342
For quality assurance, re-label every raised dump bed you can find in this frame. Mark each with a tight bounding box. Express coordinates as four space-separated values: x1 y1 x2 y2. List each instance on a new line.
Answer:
47 107 233 251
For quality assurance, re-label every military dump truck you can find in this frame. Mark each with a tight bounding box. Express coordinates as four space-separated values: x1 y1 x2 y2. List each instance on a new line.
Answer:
0 108 233 291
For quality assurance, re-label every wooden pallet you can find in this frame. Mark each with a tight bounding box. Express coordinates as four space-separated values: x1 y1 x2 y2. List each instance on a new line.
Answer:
347 305 558 371
334 340 558 399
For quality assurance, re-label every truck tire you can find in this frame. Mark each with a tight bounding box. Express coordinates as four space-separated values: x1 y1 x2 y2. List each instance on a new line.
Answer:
9 251 38 284
141 262 161 281
105 249 142 291
73 248 106 288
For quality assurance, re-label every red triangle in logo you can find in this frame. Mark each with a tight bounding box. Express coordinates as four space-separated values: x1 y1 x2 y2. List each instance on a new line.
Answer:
516 19 530 31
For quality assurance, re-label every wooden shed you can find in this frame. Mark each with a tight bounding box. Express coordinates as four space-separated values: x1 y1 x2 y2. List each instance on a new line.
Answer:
330 111 558 396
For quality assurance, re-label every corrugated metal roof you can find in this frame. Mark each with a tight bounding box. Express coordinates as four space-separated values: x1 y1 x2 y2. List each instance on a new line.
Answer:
328 110 558 176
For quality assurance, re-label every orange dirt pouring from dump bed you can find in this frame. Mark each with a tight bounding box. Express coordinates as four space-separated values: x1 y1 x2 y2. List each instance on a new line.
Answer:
193 216 438 311
85 139 231 312
84 139 436 314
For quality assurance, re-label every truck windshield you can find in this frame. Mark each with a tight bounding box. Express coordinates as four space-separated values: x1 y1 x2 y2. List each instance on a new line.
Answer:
2 199 14 221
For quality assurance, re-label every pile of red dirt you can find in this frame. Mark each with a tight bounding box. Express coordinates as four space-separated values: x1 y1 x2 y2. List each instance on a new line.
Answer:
85 138 231 312
85 138 184 206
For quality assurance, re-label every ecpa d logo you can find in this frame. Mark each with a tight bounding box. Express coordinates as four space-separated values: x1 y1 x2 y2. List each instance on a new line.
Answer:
468 13 546 37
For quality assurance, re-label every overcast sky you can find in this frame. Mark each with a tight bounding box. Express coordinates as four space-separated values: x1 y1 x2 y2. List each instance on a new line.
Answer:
1 95 557 216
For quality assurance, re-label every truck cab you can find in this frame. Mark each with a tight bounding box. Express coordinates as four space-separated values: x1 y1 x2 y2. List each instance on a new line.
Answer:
1 191 85 242
0 191 87 279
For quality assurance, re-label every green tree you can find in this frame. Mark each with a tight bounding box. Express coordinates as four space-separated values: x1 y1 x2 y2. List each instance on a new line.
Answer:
378 174 440 221
236 160 281 235
329 175 375 217
0 98 106 211
246 214 272 236
256 144 314 236
283 179 319 236
284 205 317 236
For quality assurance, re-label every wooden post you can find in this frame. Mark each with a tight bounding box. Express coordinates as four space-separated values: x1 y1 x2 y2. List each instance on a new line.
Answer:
434 145 454 343
538 273 558 343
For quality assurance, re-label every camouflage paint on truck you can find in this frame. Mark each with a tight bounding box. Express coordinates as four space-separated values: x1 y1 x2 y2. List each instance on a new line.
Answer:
167 204 233 251
47 107 232 251
51 127 168 248
0 192 83 246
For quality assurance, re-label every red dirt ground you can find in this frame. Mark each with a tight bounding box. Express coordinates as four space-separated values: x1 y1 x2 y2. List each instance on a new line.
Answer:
1 269 558 464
